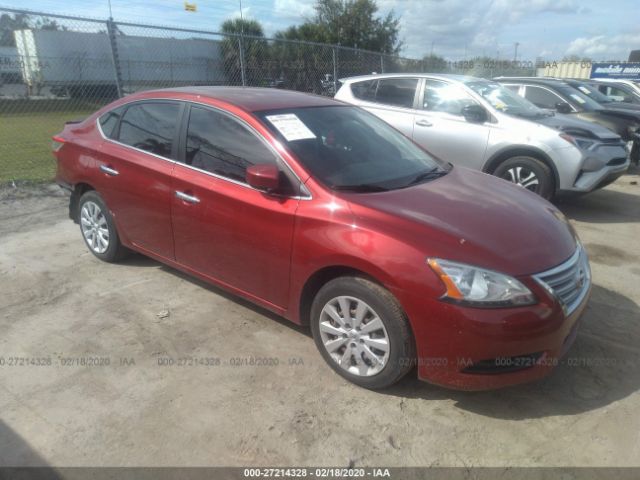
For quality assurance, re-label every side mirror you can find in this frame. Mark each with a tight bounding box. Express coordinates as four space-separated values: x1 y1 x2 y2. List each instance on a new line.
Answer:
555 102 572 114
462 104 488 123
246 164 281 192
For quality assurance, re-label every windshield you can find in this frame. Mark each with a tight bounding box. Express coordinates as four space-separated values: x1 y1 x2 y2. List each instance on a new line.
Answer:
570 82 615 104
465 80 547 119
557 85 603 111
256 106 447 191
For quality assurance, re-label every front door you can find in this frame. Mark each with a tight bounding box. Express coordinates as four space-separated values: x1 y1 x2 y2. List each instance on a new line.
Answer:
171 104 298 309
412 79 489 169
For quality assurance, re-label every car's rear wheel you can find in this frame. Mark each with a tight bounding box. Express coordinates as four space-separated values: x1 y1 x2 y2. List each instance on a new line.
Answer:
78 190 128 262
493 156 554 200
310 276 415 389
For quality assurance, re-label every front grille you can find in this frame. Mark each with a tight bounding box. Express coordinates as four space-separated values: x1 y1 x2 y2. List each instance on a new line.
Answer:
534 246 591 315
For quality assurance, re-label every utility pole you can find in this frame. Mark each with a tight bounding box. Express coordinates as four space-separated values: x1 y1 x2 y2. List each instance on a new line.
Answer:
514 42 520 61
238 0 246 86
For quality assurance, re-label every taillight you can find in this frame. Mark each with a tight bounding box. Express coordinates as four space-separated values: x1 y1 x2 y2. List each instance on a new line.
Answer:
51 135 66 153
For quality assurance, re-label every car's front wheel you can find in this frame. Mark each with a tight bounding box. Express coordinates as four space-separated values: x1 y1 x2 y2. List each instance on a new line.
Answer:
494 156 554 200
310 276 415 389
78 190 128 262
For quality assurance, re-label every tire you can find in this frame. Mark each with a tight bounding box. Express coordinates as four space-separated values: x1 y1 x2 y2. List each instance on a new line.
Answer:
78 190 128 262
310 276 415 389
493 156 554 200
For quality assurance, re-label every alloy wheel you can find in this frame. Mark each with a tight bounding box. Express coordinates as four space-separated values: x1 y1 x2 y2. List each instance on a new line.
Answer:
80 201 110 254
318 296 390 377
503 166 540 192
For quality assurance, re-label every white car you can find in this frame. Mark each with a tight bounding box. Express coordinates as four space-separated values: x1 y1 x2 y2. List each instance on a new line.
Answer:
336 73 629 199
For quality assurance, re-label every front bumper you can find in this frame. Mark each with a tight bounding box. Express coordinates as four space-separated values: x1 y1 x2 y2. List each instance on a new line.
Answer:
403 275 591 390
559 142 630 193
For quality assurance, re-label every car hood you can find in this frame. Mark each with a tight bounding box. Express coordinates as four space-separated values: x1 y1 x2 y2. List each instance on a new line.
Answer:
535 113 622 141
344 167 577 276
597 106 640 123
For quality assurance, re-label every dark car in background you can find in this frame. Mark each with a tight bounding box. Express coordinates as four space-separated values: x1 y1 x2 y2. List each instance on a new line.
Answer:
587 79 640 106
496 77 640 164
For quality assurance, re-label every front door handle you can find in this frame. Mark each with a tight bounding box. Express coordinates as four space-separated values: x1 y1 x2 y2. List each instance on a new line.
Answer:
415 119 433 127
99 165 119 176
175 191 200 204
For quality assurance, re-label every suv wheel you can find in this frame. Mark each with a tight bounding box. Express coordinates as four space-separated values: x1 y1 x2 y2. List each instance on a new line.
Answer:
493 156 554 200
310 276 415 389
78 190 128 262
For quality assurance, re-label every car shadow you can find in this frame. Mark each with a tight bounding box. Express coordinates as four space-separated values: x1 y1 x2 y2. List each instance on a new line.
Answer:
556 175 640 224
0 421 61 476
383 283 640 419
120 257 639 419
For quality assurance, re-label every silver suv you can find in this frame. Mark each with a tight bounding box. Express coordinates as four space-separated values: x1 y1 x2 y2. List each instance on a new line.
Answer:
335 74 629 199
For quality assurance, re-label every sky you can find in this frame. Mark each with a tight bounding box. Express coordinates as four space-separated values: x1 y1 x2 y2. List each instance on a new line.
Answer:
9 0 640 60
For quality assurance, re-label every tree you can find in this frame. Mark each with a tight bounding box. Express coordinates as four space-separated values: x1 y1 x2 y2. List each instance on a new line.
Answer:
276 0 402 54
220 18 268 85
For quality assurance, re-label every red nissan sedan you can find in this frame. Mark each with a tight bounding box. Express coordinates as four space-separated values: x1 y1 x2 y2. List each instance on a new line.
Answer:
53 87 591 390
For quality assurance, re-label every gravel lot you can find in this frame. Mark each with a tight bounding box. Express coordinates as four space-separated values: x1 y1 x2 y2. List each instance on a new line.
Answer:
1 171 639 468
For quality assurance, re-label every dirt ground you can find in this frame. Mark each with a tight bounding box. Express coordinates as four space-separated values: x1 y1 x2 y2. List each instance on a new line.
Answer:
1 171 639 468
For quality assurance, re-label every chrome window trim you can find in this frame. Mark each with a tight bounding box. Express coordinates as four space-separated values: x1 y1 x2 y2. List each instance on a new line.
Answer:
96 97 312 200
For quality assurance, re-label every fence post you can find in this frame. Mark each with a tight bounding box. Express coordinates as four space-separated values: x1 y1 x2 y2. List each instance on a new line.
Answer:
380 54 384 73
238 36 247 86
106 19 123 98
332 47 338 94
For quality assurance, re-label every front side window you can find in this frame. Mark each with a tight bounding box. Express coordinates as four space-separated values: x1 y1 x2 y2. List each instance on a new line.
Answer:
423 79 478 115
118 102 181 158
98 106 125 139
466 80 544 119
185 106 278 183
257 105 447 192
523 86 564 109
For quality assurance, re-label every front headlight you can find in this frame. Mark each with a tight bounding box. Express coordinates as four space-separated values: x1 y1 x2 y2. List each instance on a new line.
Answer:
427 258 536 307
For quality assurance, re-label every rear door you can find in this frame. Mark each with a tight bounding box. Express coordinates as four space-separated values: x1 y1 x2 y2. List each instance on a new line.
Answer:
412 79 489 168
170 104 299 309
97 101 182 259
349 77 419 137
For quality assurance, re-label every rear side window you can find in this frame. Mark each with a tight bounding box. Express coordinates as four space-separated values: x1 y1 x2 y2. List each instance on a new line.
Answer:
351 78 418 108
376 78 418 108
118 102 181 158
185 106 278 183
98 106 124 139
351 80 378 101
524 86 563 109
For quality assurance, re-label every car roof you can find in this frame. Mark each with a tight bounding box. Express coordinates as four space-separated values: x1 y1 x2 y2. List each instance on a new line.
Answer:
339 73 480 83
130 86 341 112
494 77 570 87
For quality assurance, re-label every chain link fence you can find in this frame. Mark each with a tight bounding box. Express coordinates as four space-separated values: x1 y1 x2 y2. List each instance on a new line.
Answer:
0 6 536 183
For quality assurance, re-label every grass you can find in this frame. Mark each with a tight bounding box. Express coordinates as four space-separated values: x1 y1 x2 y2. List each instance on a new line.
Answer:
0 99 104 184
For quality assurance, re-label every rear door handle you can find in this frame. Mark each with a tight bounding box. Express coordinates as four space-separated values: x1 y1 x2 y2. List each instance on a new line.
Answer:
415 119 433 127
99 165 119 176
175 191 200 204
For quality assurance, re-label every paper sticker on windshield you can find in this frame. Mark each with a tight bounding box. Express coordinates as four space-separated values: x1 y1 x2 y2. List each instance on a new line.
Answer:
578 86 591 94
266 114 316 141
569 93 586 104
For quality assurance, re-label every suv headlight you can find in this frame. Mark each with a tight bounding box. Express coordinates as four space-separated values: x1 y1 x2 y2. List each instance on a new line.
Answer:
427 258 536 307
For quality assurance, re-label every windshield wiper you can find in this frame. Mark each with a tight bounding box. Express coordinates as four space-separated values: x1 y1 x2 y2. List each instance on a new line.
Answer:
332 183 390 192
406 168 448 186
